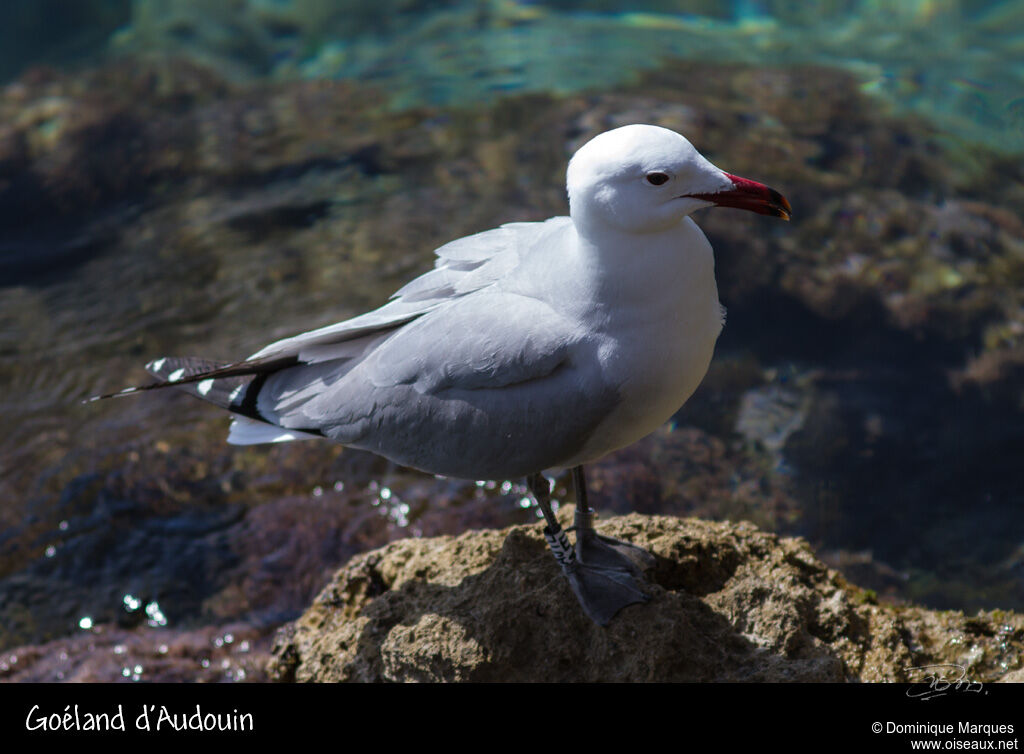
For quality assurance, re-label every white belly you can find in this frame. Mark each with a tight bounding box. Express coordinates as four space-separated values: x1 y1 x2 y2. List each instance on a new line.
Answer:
572 302 721 464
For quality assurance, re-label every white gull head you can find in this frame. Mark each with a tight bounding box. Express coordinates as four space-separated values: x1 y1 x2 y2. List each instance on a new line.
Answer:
567 124 790 236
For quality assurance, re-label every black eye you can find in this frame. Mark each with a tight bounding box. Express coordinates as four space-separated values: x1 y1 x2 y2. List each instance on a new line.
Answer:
645 172 670 186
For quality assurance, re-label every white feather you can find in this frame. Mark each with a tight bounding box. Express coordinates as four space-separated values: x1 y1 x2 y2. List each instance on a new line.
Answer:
226 416 320 445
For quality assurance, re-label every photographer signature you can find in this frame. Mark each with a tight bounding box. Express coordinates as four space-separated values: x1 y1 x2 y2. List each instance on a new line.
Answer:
904 664 985 700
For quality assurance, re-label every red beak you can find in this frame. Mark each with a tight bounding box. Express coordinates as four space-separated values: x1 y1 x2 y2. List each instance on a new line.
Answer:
686 173 791 220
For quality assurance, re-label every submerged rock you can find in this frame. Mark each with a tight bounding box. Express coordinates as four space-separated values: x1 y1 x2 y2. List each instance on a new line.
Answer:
268 514 1024 683
0 621 271 682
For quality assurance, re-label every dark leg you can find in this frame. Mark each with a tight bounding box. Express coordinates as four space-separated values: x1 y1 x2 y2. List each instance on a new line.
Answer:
528 467 654 626
527 473 575 571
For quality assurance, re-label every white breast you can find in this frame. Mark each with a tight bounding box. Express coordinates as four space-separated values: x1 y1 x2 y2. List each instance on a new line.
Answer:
566 217 723 465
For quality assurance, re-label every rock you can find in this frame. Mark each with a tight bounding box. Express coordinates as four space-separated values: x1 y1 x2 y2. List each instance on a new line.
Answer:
268 514 1024 682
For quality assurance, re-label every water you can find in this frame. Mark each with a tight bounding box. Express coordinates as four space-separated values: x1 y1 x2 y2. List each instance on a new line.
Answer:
104 0 1024 151
1 0 1023 672
7 2 1024 149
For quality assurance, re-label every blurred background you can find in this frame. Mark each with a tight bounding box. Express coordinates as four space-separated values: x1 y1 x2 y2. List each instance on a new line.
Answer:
1 0 1023 680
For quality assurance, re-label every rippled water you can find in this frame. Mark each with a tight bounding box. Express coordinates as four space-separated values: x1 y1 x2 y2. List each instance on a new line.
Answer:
7 1 1022 147
1 1 1023 666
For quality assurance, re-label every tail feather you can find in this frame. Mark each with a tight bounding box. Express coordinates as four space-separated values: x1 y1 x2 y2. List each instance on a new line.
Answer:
87 353 324 444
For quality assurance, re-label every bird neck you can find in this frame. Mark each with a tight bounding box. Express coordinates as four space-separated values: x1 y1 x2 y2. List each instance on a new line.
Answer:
570 216 718 319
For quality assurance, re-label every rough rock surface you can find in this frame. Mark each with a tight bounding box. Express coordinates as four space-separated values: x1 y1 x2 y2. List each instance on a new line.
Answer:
268 514 1024 683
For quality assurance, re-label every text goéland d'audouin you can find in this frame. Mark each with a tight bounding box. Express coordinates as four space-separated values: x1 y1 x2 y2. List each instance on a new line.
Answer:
25 704 254 732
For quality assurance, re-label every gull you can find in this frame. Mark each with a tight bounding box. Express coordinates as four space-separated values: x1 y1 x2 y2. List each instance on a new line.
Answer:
94 124 790 625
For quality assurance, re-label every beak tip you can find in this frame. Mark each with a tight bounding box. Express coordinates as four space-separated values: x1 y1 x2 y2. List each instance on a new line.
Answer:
773 191 793 221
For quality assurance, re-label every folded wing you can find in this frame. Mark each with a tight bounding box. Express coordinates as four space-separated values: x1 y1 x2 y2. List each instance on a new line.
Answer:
247 288 617 478
247 217 571 365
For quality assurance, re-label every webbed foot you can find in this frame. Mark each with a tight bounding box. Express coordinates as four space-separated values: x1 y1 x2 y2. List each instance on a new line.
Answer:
561 560 651 626
528 468 655 626
565 509 655 625
573 520 657 574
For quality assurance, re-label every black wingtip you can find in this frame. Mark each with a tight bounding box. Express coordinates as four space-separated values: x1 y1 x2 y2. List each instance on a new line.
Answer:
83 381 169 404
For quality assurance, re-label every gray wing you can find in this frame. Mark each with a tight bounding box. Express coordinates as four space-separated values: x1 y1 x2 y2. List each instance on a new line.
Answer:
250 290 620 479
106 216 587 462
248 217 572 364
